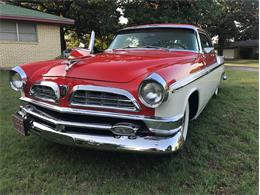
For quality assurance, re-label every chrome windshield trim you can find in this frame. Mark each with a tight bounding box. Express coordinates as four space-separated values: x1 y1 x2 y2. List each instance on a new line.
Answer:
29 81 60 103
170 62 224 92
70 85 141 112
118 25 201 32
105 48 200 54
110 27 200 53
20 96 183 123
196 29 203 53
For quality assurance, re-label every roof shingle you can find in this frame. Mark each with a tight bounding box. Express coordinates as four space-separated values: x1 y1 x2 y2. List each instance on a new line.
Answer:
0 3 74 25
224 40 259 49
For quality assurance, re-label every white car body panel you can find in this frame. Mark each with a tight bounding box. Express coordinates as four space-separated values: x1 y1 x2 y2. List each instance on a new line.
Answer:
155 56 224 119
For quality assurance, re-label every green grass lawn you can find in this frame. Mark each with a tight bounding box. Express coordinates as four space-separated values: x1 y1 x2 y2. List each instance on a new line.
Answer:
0 70 258 194
225 59 259 68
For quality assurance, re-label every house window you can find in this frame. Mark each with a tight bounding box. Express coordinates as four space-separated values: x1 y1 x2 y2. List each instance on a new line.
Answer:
0 20 37 42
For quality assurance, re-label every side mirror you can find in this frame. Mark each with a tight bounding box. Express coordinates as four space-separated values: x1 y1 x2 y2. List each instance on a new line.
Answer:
203 47 214 54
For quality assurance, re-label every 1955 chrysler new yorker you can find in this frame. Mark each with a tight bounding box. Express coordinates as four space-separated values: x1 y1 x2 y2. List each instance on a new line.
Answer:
10 24 226 154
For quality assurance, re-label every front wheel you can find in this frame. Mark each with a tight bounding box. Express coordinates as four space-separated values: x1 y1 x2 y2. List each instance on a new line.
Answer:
182 103 190 140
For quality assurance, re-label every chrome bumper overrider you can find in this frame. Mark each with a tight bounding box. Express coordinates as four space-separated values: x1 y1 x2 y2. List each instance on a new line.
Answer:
17 98 185 153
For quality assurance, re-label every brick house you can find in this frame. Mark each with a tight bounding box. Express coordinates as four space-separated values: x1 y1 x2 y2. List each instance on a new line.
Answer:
223 39 259 59
0 3 74 68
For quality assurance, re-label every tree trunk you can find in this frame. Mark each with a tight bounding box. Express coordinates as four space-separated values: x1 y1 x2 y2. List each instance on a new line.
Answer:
60 27 66 52
217 34 225 56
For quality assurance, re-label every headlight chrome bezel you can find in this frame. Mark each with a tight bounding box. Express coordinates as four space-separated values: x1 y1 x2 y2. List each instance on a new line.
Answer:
138 73 168 108
9 66 27 91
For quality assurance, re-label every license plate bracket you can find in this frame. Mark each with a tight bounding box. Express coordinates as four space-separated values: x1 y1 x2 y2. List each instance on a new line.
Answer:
12 113 29 136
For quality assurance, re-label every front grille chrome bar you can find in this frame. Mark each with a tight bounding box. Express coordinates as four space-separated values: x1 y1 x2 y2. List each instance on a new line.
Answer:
70 85 141 112
21 105 112 131
29 81 60 103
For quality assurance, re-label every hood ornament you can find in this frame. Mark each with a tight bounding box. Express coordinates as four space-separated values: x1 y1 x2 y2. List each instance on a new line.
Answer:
65 59 79 71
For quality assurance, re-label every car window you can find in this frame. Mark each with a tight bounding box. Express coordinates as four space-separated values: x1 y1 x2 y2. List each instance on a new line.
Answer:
199 33 212 49
108 28 199 51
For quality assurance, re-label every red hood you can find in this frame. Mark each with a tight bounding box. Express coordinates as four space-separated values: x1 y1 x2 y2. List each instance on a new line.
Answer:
43 50 198 83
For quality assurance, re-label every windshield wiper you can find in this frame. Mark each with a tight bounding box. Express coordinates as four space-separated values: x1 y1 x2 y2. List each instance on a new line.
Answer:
114 45 169 51
140 45 169 51
115 46 138 49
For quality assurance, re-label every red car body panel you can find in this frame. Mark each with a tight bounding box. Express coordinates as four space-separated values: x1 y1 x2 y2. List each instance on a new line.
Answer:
20 49 211 117
44 50 199 82
19 23 217 118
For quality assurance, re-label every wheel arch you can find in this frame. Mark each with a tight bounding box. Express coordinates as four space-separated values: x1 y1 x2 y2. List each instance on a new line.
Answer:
187 89 199 120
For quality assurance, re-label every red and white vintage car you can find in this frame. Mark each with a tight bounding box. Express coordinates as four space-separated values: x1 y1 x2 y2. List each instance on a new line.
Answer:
10 24 225 154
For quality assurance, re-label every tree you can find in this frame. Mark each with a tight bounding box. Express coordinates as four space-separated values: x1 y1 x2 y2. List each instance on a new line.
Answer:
210 0 259 55
8 0 258 54
120 0 259 55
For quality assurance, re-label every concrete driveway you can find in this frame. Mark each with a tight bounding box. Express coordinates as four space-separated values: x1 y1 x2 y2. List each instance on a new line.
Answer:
225 65 258 72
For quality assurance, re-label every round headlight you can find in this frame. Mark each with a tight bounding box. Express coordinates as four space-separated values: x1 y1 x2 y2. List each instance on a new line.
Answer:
9 66 27 91
139 81 166 108
10 73 23 91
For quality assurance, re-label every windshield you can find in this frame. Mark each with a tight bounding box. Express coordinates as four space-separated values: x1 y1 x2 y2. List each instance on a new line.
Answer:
108 28 199 51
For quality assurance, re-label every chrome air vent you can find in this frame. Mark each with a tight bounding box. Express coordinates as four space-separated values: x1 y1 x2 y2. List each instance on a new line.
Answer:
70 85 140 112
29 81 60 103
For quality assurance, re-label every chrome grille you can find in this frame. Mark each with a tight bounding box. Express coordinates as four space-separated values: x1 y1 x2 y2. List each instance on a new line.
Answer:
71 86 140 111
30 82 59 103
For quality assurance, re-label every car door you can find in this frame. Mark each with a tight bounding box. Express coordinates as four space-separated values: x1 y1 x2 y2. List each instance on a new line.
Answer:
199 33 217 66
195 32 221 115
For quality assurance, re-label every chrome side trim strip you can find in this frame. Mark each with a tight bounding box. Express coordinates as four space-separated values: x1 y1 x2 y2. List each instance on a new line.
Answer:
170 62 224 92
21 105 112 130
31 121 185 153
70 85 141 112
20 96 183 123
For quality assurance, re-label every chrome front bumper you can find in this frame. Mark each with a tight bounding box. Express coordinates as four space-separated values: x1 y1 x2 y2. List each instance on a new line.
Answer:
17 98 185 154
31 122 185 153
